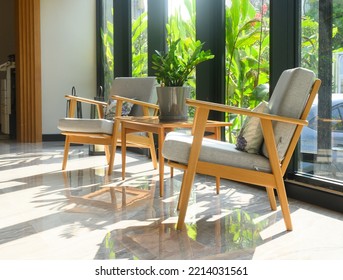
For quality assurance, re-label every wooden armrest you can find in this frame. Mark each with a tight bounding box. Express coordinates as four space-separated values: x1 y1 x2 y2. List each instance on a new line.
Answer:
186 99 308 126
203 120 232 127
65 95 107 118
65 95 108 106
111 95 159 111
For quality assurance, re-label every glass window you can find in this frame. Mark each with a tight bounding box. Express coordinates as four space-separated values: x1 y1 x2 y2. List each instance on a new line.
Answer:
167 0 196 89
167 0 196 117
332 105 343 131
225 0 270 142
99 0 148 95
168 0 195 41
98 0 271 124
99 0 114 99
298 0 343 184
132 0 148 77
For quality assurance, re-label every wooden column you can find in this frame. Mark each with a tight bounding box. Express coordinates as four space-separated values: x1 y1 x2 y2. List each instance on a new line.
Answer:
16 0 42 142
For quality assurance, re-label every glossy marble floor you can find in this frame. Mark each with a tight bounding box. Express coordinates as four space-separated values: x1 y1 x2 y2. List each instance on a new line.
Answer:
0 140 342 260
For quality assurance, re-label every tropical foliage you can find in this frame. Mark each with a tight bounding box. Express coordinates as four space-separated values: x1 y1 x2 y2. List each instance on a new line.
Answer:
132 11 148 77
225 0 270 141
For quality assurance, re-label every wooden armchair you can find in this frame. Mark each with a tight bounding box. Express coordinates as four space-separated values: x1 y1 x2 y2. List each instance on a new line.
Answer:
58 77 159 175
162 67 321 231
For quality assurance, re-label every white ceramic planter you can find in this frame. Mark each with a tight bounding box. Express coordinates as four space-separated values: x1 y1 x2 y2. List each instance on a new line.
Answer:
156 86 190 121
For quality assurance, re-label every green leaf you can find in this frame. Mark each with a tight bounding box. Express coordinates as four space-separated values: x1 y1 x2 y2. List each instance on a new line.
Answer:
152 38 214 87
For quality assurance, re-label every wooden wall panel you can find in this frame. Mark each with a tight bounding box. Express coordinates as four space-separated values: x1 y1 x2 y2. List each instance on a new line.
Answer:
16 0 42 142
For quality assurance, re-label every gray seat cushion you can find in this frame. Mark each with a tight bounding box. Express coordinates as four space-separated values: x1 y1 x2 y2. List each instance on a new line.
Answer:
163 132 271 173
58 118 114 135
262 67 315 159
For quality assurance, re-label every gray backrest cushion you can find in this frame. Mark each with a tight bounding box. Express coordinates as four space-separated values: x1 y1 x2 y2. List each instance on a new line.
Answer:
110 77 158 116
262 67 315 159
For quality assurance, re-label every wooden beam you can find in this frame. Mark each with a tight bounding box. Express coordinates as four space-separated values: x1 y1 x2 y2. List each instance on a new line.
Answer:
15 0 42 142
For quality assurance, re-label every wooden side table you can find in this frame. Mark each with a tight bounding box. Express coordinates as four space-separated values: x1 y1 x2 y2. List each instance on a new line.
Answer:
117 116 230 197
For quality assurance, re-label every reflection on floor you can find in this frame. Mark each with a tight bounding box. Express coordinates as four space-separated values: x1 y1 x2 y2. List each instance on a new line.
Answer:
0 141 342 260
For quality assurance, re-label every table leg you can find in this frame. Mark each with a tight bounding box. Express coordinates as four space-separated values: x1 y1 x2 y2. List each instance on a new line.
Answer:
158 128 165 197
214 127 221 140
121 124 127 180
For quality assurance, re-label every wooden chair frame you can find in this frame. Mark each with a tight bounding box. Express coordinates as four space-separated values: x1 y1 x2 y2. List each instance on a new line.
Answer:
167 79 321 231
61 94 159 175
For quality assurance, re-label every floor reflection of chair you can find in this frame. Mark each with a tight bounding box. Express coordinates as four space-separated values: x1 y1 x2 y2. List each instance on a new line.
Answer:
112 192 223 259
112 216 268 260
62 170 156 210
117 223 210 259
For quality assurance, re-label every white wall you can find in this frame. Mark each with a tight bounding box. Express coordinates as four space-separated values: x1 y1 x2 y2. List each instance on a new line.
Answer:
41 0 96 134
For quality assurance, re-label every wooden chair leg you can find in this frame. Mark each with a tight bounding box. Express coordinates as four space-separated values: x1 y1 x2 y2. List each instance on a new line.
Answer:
215 177 220 194
260 118 293 230
104 145 110 164
148 132 158 169
176 107 210 230
62 136 70 170
276 181 293 231
177 170 187 210
108 144 116 175
121 142 126 179
120 131 128 180
266 187 277 211
176 170 194 230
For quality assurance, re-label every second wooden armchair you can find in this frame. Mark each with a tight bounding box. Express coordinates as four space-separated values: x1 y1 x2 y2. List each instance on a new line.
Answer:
58 77 159 175
162 67 321 231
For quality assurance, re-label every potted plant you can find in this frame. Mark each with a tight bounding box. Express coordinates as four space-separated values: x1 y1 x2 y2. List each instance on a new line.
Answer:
152 38 214 121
